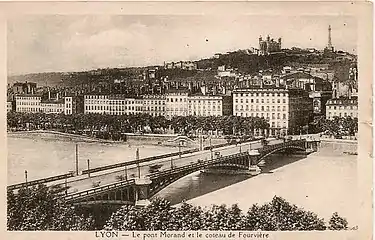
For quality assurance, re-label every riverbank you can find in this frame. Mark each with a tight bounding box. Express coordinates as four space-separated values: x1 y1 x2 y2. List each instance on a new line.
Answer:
8 130 118 144
7 130 228 148
186 143 358 227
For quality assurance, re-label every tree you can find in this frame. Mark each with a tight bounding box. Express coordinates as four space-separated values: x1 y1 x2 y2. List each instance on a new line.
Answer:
104 196 340 231
7 184 94 231
328 212 348 230
244 196 326 231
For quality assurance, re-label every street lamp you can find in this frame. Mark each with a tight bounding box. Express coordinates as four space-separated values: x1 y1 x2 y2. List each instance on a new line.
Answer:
87 159 90 178
178 141 182 158
209 137 213 159
24 170 28 184
136 148 141 179
124 166 128 180
64 175 68 196
75 144 79 176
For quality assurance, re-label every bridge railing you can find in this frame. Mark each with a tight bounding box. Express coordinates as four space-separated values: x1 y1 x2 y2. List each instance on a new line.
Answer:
64 179 135 201
81 139 256 175
259 139 306 155
8 172 75 191
147 152 249 179
81 148 200 175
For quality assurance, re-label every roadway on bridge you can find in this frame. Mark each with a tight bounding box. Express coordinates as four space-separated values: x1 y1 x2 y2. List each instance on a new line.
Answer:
61 139 283 194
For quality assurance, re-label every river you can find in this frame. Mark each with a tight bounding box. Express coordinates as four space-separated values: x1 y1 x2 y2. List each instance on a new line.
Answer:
7 132 357 227
7 132 180 185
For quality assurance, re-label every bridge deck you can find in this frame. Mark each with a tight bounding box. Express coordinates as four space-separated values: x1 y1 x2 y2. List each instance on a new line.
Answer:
63 139 310 203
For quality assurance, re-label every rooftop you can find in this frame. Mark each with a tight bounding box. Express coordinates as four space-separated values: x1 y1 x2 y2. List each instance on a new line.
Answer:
326 97 358 105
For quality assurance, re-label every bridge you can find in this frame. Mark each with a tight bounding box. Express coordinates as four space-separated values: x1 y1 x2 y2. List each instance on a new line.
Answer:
60 139 317 207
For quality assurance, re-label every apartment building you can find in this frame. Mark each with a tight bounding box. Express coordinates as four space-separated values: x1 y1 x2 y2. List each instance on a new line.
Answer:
7 101 13 112
84 94 143 115
64 96 74 115
143 95 166 117
232 87 313 136
326 97 358 120
15 95 42 113
188 95 232 117
125 98 143 115
165 91 189 119
40 100 64 114
84 94 109 114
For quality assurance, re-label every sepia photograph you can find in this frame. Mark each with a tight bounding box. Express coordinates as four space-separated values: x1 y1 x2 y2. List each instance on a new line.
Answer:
2 1 372 239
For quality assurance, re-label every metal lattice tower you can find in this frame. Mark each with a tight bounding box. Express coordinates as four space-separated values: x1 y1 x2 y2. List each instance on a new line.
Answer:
328 25 332 49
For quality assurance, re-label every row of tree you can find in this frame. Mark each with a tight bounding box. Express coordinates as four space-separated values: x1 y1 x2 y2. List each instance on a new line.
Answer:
309 116 358 137
7 184 349 231
7 112 270 139
104 197 348 231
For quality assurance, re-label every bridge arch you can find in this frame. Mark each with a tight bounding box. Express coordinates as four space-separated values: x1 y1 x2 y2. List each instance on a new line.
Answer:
148 154 251 198
257 145 306 163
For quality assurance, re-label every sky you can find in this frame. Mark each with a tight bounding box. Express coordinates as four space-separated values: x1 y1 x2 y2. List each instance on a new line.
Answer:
7 15 357 76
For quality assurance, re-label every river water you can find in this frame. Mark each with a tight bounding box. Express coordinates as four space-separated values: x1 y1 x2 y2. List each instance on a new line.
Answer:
7 133 357 227
7 133 179 185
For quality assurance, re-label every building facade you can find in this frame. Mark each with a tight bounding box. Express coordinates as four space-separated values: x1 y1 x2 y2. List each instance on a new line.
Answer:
15 95 42 113
187 95 232 117
125 98 143 115
84 94 143 115
40 101 64 114
326 97 358 120
232 87 312 136
143 95 166 117
165 91 189 119
64 96 76 115
7 101 12 112
84 94 109 114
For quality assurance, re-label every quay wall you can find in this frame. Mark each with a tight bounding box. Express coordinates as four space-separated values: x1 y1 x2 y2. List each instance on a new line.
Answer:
319 139 357 155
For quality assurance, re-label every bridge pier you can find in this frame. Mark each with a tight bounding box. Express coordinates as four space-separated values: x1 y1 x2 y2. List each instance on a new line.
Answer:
248 150 261 176
134 177 152 208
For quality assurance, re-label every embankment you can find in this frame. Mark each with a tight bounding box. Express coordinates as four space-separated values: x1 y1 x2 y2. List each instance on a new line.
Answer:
319 139 357 156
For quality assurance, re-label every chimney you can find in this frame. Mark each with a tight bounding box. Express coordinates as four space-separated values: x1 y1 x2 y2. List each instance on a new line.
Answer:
260 79 264 89
56 93 59 101
48 90 51 100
